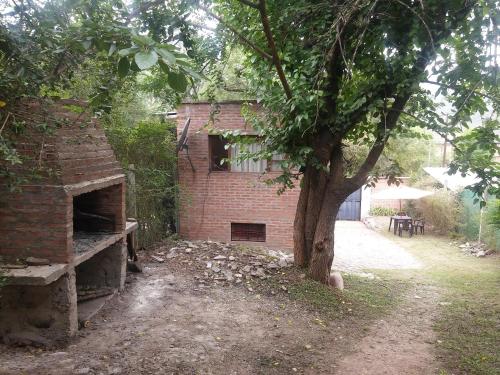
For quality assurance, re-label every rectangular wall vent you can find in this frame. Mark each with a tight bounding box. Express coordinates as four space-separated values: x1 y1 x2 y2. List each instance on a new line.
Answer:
231 223 266 242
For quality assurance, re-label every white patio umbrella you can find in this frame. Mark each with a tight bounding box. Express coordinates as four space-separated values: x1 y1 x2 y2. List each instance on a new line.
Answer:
371 186 434 211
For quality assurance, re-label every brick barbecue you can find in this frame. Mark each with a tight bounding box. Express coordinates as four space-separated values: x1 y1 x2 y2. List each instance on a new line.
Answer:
0 98 137 345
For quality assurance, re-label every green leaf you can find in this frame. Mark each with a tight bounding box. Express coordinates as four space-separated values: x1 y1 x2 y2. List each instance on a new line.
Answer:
168 71 188 92
174 58 191 67
159 60 170 74
130 60 141 72
155 48 176 65
134 50 158 70
131 34 155 47
108 43 117 56
180 66 203 80
82 40 91 50
118 47 138 57
117 57 129 78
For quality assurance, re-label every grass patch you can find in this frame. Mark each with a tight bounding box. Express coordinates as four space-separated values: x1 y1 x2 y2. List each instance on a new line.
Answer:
435 294 500 375
372 218 500 375
287 274 408 321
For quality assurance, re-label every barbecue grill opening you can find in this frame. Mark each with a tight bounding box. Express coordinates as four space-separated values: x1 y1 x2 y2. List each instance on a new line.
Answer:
73 185 120 234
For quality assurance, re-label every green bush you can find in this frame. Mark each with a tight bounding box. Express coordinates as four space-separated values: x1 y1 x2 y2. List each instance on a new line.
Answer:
369 206 397 216
104 118 177 248
460 191 499 251
416 189 461 235
483 199 499 251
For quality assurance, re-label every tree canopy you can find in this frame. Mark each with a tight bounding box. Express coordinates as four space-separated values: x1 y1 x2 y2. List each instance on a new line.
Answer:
0 0 203 105
200 0 499 282
206 0 499 199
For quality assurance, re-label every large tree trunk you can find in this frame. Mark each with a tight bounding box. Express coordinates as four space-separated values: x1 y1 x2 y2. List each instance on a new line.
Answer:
308 197 341 284
293 145 356 284
294 174 346 284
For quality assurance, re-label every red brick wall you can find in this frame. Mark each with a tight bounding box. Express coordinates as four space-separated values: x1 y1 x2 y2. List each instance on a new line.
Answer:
177 102 300 250
0 99 125 263
0 99 122 186
0 185 72 263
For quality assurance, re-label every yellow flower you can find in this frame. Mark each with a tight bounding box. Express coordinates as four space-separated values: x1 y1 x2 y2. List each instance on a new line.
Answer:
0 100 6 108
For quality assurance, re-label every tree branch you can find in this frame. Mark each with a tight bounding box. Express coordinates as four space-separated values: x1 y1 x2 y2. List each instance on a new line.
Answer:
199 6 273 62
237 0 259 9
256 0 293 99
423 80 499 103
346 93 412 188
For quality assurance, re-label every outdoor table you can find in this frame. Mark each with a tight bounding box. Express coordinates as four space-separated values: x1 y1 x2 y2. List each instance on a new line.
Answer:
388 215 413 235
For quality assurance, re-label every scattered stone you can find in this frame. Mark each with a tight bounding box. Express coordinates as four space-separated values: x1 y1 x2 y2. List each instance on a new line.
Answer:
267 262 279 269
4 332 50 347
228 256 236 261
75 368 91 375
49 351 68 357
166 252 177 259
127 260 142 273
305 344 312 350
278 258 288 268
457 241 492 257
242 265 252 273
255 268 266 278
0 264 27 269
25 257 50 266
185 248 192 254
223 270 234 282
212 266 221 273
235 273 243 278
151 255 165 263
206 261 213 269
329 272 344 290
213 255 227 260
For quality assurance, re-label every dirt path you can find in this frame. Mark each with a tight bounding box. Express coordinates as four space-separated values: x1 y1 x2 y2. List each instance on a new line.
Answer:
0 239 443 375
334 284 442 374
0 266 354 375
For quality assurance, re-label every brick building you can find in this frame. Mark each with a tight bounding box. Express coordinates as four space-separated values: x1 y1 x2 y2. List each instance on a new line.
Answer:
176 101 300 250
176 101 371 250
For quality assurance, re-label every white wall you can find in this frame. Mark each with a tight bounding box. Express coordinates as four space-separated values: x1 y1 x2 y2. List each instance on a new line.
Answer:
360 185 372 219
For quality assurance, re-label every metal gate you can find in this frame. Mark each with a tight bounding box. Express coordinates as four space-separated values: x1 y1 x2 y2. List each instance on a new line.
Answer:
336 188 362 221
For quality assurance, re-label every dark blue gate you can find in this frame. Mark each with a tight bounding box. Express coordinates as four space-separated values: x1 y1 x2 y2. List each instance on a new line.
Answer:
336 188 362 220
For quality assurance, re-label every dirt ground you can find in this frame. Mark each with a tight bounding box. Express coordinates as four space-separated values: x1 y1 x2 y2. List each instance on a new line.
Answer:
0 236 444 375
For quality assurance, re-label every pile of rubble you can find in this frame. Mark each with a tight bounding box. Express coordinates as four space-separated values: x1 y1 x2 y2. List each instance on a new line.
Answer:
456 241 495 257
147 240 295 290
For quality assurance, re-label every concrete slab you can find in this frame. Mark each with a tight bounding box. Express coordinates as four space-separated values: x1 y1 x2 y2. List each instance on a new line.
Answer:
77 292 116 325
333 221 422 273
2 264 69 286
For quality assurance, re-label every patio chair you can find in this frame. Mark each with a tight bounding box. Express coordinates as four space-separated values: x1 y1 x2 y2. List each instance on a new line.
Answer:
413 218 425 235
398 219 413 237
